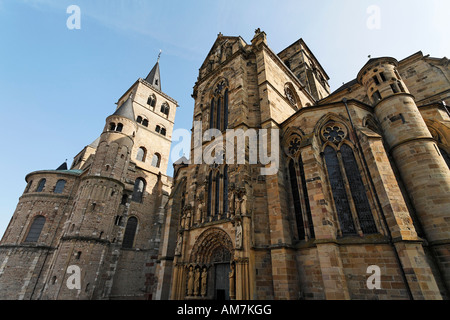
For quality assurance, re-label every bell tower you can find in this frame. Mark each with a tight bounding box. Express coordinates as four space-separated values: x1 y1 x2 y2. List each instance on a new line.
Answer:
36 56 178 300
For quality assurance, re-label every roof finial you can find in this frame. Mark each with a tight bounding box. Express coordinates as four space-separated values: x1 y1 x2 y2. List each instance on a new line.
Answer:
368 55 372 59
157 50 162 63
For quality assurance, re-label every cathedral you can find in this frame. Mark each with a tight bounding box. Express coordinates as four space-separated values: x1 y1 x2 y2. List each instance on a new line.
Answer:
0 29 449 300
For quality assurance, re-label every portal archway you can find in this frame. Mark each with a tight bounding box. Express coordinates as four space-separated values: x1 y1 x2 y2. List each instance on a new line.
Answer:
187 228 234 300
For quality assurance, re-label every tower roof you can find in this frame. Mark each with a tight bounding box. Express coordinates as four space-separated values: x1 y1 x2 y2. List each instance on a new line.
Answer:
145 57 161 91
56 161 68 171
113 94 135 121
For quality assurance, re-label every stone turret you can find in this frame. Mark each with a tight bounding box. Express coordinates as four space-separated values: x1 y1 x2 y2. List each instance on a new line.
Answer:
358 57 450 292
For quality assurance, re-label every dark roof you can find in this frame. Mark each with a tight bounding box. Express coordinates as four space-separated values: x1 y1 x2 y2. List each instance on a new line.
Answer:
113 95 135 121
331 79 358 95
56 162 68 171
145 61 161 91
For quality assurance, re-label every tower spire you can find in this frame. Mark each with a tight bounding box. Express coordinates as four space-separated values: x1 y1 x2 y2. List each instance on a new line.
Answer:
145 51 162 91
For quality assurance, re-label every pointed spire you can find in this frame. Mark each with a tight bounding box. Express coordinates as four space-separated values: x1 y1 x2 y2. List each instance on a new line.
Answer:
113 93 135 121
145 51 162 91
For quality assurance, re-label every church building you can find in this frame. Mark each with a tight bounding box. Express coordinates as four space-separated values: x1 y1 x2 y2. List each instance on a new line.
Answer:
1 30 449 300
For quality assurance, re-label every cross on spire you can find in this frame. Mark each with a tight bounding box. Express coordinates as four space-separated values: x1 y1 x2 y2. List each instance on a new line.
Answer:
157 50 162 63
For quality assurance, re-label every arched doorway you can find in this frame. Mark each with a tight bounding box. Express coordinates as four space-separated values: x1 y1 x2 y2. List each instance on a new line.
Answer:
211 246 231 300
188 228 234 300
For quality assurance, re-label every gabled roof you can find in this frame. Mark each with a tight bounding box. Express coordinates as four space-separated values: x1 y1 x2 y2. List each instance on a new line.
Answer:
112 94 135 121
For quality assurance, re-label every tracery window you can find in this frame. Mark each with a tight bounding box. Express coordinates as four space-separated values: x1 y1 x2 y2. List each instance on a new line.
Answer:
206 166 228 221
286 135 315 240
321 122 378 236
210 80 229 131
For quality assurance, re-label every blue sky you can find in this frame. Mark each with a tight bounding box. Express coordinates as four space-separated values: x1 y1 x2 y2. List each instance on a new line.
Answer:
0 0 448 237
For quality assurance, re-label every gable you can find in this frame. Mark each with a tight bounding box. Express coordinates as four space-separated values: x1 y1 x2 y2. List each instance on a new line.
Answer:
198 35 247 78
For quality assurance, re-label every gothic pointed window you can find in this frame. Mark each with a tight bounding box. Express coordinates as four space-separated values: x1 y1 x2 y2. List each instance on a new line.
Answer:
210 98 215 129
216 97 222 131
122 216 138 249
286 135 315 240
324 146 356 235
132 178 146 203
289 160 305 240
321 122 378 236
223 165 229 215
215 172 221 216
341 144 377 234
25 216 46 243
298 154 315 239
36 179 46 192
116 123 123 132
210 80 229 130
207 171 213 218
142 119 149 127
54 180 66 194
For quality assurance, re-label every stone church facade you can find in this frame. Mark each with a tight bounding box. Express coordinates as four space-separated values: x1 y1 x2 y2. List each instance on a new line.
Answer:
1 30 449 300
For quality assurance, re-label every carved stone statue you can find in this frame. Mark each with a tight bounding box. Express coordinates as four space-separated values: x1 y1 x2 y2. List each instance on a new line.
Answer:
201 267 208 297
196 192 204 224
235 187 247 216
228 184 236 218
194 268 201 296
235 220 243 250
229 264 236 300
240 190 247 215
187 266 194 296
175 233 183 256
